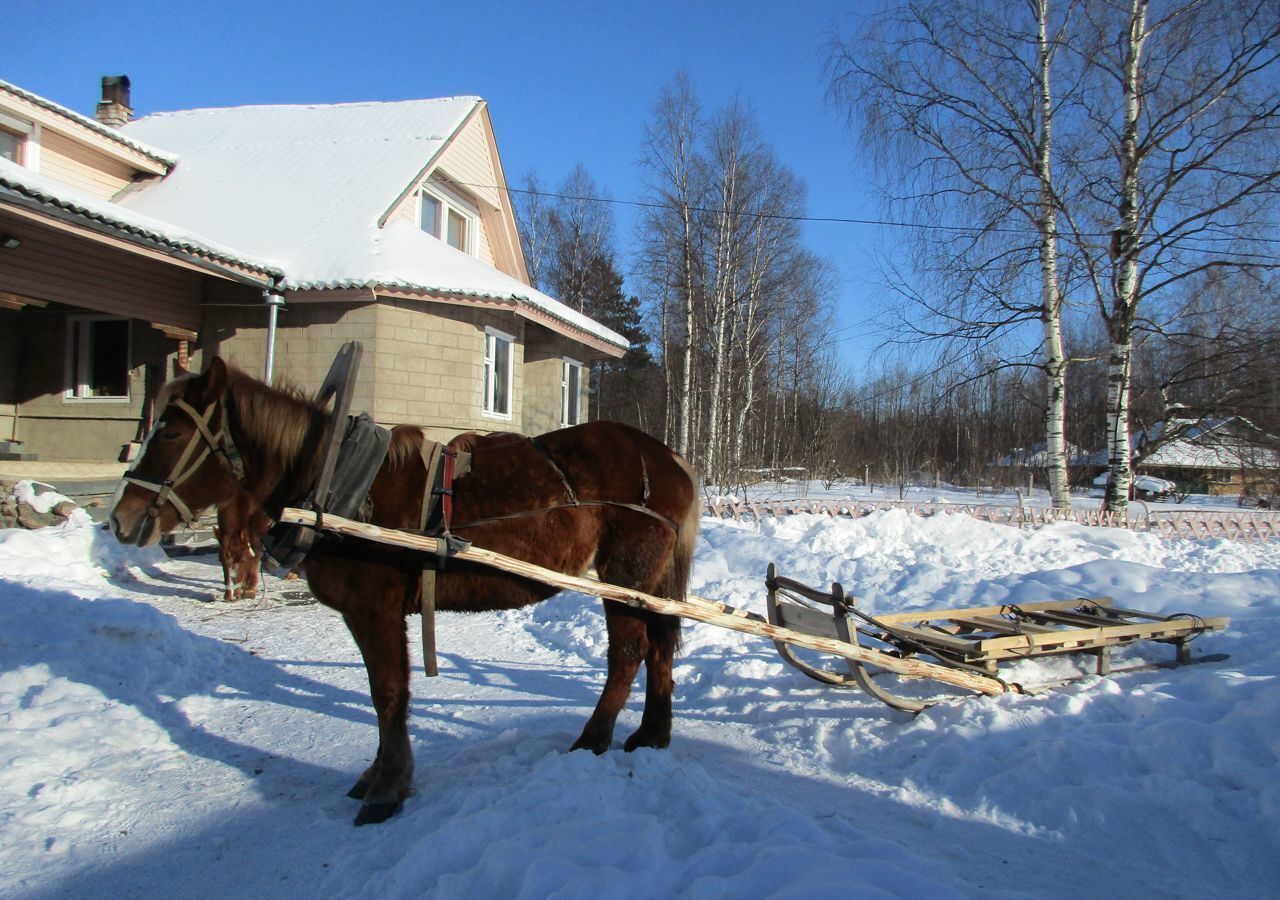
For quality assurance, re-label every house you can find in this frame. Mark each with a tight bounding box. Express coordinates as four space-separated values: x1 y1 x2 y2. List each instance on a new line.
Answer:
1086 415 1279 497
0 76 626 462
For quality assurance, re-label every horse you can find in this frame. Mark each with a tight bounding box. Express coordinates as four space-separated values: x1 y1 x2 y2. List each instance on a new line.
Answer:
213 488 271 601
108 357 699 825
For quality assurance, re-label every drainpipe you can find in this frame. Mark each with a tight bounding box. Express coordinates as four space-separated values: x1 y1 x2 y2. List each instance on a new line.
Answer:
264 283 285 384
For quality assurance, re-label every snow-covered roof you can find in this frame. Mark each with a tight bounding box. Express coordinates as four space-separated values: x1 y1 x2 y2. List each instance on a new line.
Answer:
1084 417 1279 470
116 99 628 350
0 157 281 278
0 78 177 167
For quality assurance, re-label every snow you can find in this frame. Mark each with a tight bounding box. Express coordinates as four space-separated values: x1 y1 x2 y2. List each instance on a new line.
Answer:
0 157 281 277
2 481 1279 899
117 100 628 350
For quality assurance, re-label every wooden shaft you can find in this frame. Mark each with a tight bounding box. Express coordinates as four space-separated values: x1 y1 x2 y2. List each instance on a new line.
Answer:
279 508 1011 698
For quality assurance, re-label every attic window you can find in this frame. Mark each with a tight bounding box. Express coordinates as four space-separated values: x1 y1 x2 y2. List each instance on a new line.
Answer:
418 180 477 255
0 111 34 169
0 127 22 165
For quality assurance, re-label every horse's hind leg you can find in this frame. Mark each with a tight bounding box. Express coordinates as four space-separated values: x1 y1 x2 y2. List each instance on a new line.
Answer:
571 603 648 754
623 613 680 752
341 605 415 826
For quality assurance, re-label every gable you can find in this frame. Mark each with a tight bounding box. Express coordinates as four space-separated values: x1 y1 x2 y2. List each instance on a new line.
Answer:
382 105 529 283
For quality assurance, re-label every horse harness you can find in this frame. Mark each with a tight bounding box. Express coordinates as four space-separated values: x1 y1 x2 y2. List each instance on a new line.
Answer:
121 395 244 528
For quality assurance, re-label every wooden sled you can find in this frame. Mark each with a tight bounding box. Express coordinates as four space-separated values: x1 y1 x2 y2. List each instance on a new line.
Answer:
278 508 1229 712
765 563 1229 711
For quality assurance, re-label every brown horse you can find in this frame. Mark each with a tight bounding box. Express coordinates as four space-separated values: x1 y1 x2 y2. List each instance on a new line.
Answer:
108 358 699 825
214 488 271 601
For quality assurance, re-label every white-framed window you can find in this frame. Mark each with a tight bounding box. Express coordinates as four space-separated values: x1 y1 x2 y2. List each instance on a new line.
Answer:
417 177 477 255
483 327 514 418
0 111 36 170
65 315 130 400
561 358 583 426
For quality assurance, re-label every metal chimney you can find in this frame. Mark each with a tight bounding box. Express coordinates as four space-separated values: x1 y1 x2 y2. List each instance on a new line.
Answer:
95 75 132 128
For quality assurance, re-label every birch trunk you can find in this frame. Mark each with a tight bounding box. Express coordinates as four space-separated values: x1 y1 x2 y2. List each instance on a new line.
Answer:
1103 0 1148 519
1035 0 1071 510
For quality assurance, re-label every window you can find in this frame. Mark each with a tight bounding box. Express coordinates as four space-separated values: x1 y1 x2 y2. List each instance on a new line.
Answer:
419 193 442 237
66 316 130 400
417 179 476 254
561 359 583 426
483 328 514 418
0 127 21 165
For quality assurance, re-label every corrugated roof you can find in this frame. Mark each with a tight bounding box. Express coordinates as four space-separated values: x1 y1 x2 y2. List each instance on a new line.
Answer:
0 78 178 167
0 157 281 278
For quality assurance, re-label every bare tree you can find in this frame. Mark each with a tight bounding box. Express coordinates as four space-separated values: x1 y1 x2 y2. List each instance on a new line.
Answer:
638 76 835 484
639 74 703 458
829 0 1079 508
1063 0 1280 517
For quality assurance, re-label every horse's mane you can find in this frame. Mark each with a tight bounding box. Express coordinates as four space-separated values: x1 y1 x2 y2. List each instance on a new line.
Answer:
223 366 328 473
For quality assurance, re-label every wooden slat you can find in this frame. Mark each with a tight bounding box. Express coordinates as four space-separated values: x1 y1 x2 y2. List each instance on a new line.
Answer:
951 615 1063 635
871 597 1114 625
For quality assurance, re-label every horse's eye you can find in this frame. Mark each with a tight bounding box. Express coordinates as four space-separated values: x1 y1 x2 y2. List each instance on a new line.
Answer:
161 429 182 441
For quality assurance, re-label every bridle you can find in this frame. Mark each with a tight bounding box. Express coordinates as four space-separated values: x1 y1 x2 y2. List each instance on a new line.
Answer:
121 395 243 526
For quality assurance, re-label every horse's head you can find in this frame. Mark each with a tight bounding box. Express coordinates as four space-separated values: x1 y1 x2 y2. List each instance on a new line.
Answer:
109 357 243 546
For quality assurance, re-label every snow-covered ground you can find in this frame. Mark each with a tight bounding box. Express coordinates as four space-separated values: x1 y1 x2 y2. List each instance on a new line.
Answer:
2 482 1278 899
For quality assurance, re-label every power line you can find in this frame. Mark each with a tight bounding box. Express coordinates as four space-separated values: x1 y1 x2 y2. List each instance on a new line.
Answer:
442 176 1280 256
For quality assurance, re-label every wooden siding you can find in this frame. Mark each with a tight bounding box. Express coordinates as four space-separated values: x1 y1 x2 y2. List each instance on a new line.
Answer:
436 113 502 210
0 86 168 179
0 210 204 330
37 128 138 199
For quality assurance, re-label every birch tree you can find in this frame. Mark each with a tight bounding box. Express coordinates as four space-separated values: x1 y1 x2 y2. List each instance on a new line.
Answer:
638 74 703 458
1065 0 1280 517
828 0 1079 508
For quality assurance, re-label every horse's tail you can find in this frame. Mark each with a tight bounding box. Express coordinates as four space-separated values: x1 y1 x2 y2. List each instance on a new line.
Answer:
653 453 700 652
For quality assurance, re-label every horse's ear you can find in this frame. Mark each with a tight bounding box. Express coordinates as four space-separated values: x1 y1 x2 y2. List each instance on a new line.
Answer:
199 356 229 405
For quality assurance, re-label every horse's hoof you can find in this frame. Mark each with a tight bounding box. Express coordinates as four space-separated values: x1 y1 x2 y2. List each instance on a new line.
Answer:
569 734 610 755
623 728 671 752
354 799 402 826
346 778 370 800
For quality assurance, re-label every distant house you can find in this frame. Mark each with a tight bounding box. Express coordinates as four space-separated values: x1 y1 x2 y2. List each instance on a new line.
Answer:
0 76 625 462
1086 416 1279 497
993 441 1085 471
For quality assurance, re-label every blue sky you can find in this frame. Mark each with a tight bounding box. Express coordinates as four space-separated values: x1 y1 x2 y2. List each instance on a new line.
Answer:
9 0 890 369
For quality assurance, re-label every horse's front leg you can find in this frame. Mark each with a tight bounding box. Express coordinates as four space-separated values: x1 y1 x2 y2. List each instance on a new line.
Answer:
342 606 414 826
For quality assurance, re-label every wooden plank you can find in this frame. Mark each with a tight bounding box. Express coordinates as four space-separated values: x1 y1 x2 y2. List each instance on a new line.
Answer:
874 623 984 656
871 597 1114 625
279 508 1012 698
951 615 1063 635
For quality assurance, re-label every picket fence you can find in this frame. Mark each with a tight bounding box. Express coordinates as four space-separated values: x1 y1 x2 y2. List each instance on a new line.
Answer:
701 497 1280 542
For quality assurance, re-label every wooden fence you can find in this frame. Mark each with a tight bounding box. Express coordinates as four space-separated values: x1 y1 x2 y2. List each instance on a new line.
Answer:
701 498 1280 542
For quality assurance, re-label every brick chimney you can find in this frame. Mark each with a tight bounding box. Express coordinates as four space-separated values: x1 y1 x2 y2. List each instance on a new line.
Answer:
95 75 132 128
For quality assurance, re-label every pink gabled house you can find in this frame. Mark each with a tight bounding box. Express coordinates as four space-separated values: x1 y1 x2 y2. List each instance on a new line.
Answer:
0 76 625 462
